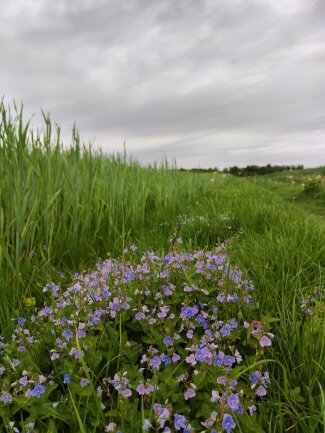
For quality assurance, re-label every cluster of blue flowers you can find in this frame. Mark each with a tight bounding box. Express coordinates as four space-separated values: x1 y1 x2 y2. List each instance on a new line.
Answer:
0 242 274 432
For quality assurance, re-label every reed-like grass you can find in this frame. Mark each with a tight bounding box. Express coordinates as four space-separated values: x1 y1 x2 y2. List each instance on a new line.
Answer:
0 101 324 432
0 102 216 328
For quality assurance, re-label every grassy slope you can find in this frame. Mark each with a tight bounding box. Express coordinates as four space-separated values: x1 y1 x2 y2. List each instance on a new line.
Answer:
0 104 324 432
250 167 325 223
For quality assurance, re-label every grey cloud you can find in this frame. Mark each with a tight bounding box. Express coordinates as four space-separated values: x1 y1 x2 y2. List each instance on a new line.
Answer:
0 0 324 167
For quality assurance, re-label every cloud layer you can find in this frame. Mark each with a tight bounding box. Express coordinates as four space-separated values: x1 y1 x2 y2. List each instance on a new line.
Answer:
1 0 324 167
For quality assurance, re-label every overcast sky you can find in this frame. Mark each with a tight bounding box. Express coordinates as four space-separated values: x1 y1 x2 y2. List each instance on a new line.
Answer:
1 0 325 168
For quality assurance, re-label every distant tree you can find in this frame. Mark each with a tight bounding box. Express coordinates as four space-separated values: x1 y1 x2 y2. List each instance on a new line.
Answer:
225 164 304 177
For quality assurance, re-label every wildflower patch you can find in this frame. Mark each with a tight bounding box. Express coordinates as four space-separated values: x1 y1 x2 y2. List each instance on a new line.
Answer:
0 242 274 432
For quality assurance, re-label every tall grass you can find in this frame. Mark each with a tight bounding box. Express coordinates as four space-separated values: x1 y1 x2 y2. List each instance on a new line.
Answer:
0 101 217 329
0 101 324 432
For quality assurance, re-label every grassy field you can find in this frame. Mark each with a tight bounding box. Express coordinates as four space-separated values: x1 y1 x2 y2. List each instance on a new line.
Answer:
0 103 324 432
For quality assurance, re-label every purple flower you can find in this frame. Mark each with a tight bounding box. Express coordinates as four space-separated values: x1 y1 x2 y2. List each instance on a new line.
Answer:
174 414 186 430
223 355 235 367
12 358 20 367
220 325 231 336
18 317 26 326
77 330 86 338
256 385 267 396
172 353 180 362
211 390 220 402
102 288 111 298
196 346 213 363
184 388 196 400
185 354 197 365
25 388 32 397
157 306 169 319
63 329 74 341
63 374 71 384
143 419 151 431
249 371 261 386
229 379 237 390
180 305 199 319
19 376 28 386
80 379 89 387
39 374 46 382
137 383 154 395
0 392 12 403
149 356 161 369
51 352 60 360
32 384 45 398
135 312 145 321
217 376 227 386
137 383 146 395
163 336 173 347
121 388 132 398
227 393 240 411
248 404 257 416
230 319 238 328
163 355 171 365
222 414 236 433
260 335 272 347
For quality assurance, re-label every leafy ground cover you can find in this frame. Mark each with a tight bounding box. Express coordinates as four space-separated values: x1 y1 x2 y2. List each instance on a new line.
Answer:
0 102 324 432
0 242 275 432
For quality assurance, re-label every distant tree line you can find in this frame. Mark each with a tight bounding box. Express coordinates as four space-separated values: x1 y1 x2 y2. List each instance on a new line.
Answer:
178 164 304 176
178 167 219 173
222 164 304 176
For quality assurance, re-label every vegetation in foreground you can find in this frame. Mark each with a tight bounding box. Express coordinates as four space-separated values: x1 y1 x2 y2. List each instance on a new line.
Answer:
0 102 324 432
1 242 275 432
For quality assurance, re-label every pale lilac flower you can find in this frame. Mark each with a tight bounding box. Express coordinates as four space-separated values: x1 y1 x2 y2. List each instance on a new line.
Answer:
51 352 60 360
143 419 150 431
227 393 241 411
0 392 12 403
248 405 257 416
211 390 220 402
25 389 32 397
137 383 154 395
172 353 180 362
121 388 132 398
135 312 145 321
217 376 227 386
184 388 196 400
185 354 197 365
19 376 28 386
256 385 267 396
260 335 272 347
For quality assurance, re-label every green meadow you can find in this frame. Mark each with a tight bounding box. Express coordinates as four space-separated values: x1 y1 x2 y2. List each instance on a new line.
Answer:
0 102 324 432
